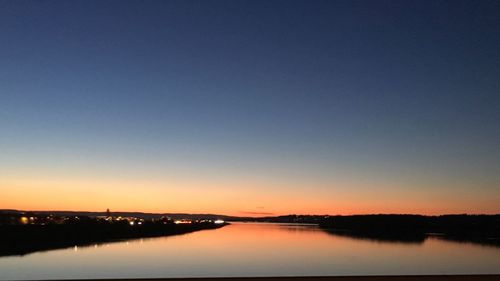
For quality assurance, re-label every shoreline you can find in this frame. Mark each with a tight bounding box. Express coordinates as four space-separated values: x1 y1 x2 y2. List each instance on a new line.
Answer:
0 223 227 257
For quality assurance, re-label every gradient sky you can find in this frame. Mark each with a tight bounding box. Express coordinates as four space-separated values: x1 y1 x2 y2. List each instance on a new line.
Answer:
1 0 499 216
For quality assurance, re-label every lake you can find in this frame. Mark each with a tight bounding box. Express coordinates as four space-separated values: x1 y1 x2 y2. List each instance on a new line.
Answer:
1 222 499 280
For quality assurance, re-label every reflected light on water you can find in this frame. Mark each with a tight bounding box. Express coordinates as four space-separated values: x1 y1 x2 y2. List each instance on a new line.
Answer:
0 223 499 280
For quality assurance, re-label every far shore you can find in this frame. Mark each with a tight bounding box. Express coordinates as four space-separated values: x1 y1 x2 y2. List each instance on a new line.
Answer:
38 275 500 281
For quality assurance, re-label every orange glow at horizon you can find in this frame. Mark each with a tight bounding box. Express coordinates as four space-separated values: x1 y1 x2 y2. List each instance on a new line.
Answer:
2 174 499 216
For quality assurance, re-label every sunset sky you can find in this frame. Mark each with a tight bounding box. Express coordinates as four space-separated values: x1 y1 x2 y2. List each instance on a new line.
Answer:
1 0 499 216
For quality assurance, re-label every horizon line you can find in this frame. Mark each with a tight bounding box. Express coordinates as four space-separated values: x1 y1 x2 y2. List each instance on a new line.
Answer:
1 208 499 218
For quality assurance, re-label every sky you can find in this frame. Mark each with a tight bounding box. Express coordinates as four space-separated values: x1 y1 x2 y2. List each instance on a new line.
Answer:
1 0 499 216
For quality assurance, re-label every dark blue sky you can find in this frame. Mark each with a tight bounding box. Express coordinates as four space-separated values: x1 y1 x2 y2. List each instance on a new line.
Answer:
1 0 499 214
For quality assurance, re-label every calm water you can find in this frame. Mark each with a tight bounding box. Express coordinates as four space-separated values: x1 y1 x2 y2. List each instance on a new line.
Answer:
1 222 499 280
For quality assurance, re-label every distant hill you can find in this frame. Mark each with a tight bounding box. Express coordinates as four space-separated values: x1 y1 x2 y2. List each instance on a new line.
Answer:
0 209 330 223
0 209 247 221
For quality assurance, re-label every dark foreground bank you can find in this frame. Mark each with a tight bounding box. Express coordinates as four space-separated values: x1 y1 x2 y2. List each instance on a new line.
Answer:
0 221 227 257
38 275 500 281
319 214 500 246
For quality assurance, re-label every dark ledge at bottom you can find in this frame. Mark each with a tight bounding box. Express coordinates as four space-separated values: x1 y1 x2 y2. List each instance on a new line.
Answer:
35 275 500 281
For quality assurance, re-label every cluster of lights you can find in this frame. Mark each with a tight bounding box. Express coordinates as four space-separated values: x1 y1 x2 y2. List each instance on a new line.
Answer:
173 219 225 224
19 216 36 225
16 215 224 226
129 220 143 226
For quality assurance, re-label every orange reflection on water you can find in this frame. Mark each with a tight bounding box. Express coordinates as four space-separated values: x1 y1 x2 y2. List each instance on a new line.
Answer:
1 222 499 280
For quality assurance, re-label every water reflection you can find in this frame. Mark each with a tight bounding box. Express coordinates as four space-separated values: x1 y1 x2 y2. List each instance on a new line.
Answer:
321 228 500 247
322 228 426 244
432 235 500 249
0 222 499 280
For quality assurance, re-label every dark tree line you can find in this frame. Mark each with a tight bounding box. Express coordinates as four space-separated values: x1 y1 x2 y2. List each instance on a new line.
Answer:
319 214 500 246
